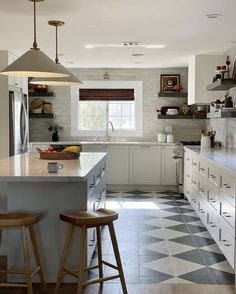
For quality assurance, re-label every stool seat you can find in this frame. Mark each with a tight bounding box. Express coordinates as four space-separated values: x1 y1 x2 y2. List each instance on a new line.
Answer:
0 212 43 227
60 208 118 227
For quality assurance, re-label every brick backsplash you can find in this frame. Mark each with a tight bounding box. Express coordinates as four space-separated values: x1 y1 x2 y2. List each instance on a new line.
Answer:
29 67 205 142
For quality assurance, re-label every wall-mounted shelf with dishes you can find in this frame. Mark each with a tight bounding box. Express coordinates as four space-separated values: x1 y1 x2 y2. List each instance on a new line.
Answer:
207 109 236 119
157 114 205 120
29 92 55 97
158 92 188 98
29 113 55 119
207 79 236 91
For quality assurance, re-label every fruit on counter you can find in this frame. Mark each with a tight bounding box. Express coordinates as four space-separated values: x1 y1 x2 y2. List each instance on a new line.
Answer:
47 147 54 152
62 146 81 154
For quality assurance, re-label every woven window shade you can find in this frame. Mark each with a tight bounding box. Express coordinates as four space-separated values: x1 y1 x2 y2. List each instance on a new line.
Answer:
79 89 134 101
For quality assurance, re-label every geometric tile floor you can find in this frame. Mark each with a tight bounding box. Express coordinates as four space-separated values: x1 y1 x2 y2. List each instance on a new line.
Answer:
89 190 235 285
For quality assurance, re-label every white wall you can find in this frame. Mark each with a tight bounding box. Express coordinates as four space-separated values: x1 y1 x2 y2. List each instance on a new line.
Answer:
29 67 205 142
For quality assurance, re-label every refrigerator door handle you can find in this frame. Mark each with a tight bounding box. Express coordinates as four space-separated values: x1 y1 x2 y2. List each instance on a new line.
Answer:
21 94 28 153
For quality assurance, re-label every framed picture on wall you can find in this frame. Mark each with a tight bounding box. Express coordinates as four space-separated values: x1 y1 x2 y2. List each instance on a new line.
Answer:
160 74 180 92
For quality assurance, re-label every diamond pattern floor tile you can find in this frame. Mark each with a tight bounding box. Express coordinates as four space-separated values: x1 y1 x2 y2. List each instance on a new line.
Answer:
103 189 234 285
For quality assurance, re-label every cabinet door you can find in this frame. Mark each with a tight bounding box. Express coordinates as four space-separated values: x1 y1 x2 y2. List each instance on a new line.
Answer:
162 146 177 185
107 145 129 185
82 144 106 152
130 145 161 185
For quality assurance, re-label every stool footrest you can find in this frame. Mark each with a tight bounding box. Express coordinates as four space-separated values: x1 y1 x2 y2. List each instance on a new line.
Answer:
0 282 28 288
102 260 118 270
83 274 120 286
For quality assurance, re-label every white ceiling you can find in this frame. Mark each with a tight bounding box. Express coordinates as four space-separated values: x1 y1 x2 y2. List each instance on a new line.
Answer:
0 0 236 68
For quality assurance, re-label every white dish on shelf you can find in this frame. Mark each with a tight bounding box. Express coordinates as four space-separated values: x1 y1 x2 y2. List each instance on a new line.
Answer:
166 111 179 115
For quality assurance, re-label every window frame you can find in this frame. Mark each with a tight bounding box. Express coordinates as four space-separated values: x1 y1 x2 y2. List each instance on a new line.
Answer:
71 81 143 137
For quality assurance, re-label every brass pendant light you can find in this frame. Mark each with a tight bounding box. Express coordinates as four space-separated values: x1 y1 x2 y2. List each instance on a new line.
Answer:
0 0 69 78
30 20 83 86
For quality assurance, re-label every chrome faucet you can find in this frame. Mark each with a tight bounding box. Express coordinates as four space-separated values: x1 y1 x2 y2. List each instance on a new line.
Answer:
105 121 115 140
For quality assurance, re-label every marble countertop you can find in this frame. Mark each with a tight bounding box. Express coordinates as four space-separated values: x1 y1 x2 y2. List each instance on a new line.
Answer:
0 152 106 182
30 141 177 146
184 146 236 174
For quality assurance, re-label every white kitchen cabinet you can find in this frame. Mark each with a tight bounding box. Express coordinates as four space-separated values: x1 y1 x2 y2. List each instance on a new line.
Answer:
184 147 236 270
82 144 106 152
107 145 129 185
130 145 162 185
188 54 224 105
162 146 177 185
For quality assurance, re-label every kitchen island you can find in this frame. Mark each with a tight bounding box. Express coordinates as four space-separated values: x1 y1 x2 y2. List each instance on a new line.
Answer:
0 152 106 282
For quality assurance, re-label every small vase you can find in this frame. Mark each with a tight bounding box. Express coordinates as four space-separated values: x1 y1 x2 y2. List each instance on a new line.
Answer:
52 131 59 142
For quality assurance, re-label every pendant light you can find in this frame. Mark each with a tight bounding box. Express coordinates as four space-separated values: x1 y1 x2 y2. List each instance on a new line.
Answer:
0 0 69 78
30 20 83 86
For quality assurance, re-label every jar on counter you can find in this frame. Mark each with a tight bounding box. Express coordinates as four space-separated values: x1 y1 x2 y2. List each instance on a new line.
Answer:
201 136 211 149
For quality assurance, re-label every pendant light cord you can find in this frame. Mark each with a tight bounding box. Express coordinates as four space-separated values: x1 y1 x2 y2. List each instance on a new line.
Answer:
32 0 38 50
55 25 59 64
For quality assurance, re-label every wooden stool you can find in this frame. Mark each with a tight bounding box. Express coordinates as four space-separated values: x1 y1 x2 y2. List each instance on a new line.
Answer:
0 212 47 294
55 208 127 294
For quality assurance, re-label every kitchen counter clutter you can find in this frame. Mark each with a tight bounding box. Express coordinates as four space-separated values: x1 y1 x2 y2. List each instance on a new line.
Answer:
0 152 106 282
184 146 236 270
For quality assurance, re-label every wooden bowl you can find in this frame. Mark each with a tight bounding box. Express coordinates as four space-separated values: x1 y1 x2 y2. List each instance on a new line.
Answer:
39 151 79 160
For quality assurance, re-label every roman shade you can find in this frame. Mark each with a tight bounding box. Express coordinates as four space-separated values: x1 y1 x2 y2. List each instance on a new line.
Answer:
79 89 134 101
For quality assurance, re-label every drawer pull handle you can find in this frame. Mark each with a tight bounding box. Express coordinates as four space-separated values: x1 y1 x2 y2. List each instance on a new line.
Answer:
210 174 216 179
200 167 205 171
210 224 215 228
209 198 216 203
222 212 231 218
187 158 190 161
192 162 197 166
187 174 190 178
200 188 205 193
225 244 231 247
192 180 197 184
223 184 231 189
89 184 95 188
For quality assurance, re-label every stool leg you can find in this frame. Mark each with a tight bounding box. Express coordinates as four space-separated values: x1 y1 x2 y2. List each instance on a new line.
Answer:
21 226 33 294
29 225 47 293
77 225 86 294
96 226 103 285
108 223 128 294
55 224 74 294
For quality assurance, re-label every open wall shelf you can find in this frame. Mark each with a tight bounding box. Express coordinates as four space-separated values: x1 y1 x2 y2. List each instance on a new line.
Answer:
207 79 236 91
29 92 55 97
158 92 188 98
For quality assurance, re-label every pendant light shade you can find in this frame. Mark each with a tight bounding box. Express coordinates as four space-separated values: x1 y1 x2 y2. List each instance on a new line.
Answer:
0 0 70 78
30 20 83 86
30 65 83 85
1 49 69 77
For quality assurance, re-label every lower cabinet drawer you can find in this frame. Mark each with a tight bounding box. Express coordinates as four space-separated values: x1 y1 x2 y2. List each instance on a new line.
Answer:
199 179 208 199
219 221 235 269
191 187 198 210
208 187 220 213
221 170 236 206
220 197 235 229
191 173 198 191
198 197 207 225
206 207 219 240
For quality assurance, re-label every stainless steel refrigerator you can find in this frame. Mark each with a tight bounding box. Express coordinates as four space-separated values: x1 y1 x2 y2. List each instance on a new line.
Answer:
9 88 29 156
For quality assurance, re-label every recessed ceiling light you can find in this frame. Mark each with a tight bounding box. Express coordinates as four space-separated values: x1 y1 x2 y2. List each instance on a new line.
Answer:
132 53 144 57
145 44 166 49
85 43 166 49
134 61 143 64
204 13 223 19
64 61 76 64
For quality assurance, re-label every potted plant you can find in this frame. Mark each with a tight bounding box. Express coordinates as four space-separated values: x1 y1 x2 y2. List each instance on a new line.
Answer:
48 124 64 142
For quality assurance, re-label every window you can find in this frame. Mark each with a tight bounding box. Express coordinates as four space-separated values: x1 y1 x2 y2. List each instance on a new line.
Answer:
71 81 143 137
79 101 135 130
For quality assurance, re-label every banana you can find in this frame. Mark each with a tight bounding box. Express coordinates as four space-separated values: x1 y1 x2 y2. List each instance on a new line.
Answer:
62 146 81 153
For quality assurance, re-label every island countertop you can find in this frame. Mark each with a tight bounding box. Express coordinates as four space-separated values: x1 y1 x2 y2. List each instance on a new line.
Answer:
184 146 236 174
0 152 106 182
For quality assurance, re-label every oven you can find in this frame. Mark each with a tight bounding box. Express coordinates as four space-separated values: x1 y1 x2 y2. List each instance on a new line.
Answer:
172 141 200 193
